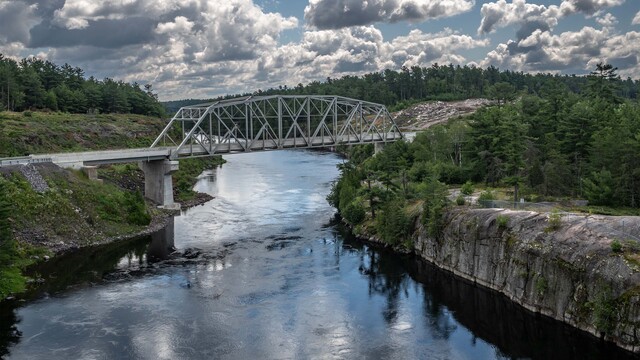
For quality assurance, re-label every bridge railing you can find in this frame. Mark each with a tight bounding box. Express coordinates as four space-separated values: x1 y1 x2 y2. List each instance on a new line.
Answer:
0 156 53 167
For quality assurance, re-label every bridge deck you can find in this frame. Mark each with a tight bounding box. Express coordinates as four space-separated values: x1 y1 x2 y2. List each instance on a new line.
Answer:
12 133 402 168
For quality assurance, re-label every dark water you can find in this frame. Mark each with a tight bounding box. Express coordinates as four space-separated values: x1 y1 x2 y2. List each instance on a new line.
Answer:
0 150 636 359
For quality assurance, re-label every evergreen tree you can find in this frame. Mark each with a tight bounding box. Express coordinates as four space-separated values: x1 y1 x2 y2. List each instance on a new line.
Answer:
587 62 622 104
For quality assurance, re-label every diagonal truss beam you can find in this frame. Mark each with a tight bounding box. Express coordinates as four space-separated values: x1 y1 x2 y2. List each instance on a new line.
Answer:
150 95 404 159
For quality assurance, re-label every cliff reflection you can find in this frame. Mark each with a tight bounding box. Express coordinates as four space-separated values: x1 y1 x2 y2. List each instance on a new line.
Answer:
407 256 633 360
337 220 634 360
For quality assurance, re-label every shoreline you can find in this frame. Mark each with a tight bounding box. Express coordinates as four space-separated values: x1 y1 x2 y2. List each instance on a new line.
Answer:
0 191 214 303
341 209 640 354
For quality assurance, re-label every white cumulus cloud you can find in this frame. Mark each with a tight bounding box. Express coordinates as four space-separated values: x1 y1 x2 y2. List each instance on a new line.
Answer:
633 11 640 25
304 0 475 29
478 0 624 35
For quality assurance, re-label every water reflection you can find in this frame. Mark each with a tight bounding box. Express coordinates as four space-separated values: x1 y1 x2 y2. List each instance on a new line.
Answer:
0 303 19 358
0 220 179 359
147 218 175 262
1 150 638 360
406 258 631 360
336 222 636 360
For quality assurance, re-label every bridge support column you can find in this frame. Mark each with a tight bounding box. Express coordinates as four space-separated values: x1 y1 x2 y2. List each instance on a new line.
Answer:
82 165 102 183
374 142 386 154
139 159 179 209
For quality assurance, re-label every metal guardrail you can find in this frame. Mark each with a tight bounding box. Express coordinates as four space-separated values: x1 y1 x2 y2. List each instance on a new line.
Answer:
477 199 560 212
0 156 53 167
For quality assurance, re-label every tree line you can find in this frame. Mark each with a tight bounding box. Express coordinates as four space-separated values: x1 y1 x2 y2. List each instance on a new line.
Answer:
0 54 165 116
329 63 640 248
164 63 639 113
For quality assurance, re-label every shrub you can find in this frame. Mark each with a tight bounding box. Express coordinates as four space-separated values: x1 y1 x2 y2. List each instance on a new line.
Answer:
478 190 496 202
124 191 151 226
593 285 618 335
546 211 562 231
455 194 466 206
461 180 474 195
23 111 32 117
343 200 366 225
535 276 548 297
611 240 623 253
496 215 508 229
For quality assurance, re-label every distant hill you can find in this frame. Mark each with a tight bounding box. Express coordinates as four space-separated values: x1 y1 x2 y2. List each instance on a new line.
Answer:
162 63 639 114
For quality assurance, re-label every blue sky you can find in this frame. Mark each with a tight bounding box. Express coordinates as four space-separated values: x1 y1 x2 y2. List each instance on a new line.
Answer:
0 0 639 100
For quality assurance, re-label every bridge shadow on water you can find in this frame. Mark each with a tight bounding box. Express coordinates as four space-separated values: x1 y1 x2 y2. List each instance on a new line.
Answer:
336 222 636 360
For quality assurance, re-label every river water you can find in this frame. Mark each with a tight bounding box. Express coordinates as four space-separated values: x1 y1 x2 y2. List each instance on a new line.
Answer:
0 150 635 359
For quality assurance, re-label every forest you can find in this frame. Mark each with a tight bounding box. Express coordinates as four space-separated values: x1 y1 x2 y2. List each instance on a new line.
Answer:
0 54 165 117
327 64 640 247
164 62 640 113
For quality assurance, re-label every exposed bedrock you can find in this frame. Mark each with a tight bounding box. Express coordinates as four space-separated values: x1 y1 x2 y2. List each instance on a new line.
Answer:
413 208 640 352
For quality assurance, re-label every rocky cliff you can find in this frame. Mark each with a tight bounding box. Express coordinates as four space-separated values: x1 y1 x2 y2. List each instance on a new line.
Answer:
411 208 640 353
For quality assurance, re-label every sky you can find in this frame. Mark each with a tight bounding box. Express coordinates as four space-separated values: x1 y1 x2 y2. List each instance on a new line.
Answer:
0 0 639 101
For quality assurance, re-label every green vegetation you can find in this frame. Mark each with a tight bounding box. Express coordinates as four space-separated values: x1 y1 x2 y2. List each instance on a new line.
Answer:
0 179 25 298
328 63 639 251
4 168 152 239
478 190 496 202
173 157 226 202
164 62 639 114
97 156 226 203
611 240 623 253
460 180 474 195
546 211 563 232
496 215 509 229
592 285 619 335
0 162 162 294
571 206 640 217
328 141 449 248
535 276 548 297
0 54 164 116
0 111 168 157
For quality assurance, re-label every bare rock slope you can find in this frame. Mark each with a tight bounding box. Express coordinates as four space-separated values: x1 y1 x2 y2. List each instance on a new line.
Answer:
414 208 640 353
392 99 492 131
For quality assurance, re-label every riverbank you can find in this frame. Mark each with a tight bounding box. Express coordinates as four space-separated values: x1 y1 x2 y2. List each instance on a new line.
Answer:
349 206 640 353
0 158 220 300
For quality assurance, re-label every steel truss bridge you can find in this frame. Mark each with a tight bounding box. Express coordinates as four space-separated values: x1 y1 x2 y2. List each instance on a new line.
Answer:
1 95 403 207
151 95 403 159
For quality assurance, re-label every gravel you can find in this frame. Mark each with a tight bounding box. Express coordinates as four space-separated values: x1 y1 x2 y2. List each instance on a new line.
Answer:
19 164 50 193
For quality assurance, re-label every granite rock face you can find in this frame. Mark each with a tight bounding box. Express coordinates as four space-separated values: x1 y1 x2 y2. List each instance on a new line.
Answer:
413 208 640 352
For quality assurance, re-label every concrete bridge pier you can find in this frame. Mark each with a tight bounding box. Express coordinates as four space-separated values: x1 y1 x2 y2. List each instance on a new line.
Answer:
374 142 386 154
139 159 180 209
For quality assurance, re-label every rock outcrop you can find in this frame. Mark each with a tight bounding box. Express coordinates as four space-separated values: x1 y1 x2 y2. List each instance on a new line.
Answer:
412 208 640 352
392 99 493 131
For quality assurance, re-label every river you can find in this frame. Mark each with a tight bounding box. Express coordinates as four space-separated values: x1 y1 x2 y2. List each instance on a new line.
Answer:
0 150 635 359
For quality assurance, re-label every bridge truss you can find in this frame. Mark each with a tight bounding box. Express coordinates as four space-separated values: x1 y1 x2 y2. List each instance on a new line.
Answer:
151 95 403 159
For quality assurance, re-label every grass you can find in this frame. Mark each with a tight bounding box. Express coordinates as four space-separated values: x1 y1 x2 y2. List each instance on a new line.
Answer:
0 111 168 157
2 166 151 246
0 111 210 299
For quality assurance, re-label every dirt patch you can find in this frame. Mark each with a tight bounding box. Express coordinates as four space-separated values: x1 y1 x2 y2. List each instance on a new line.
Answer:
393 99 493 131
